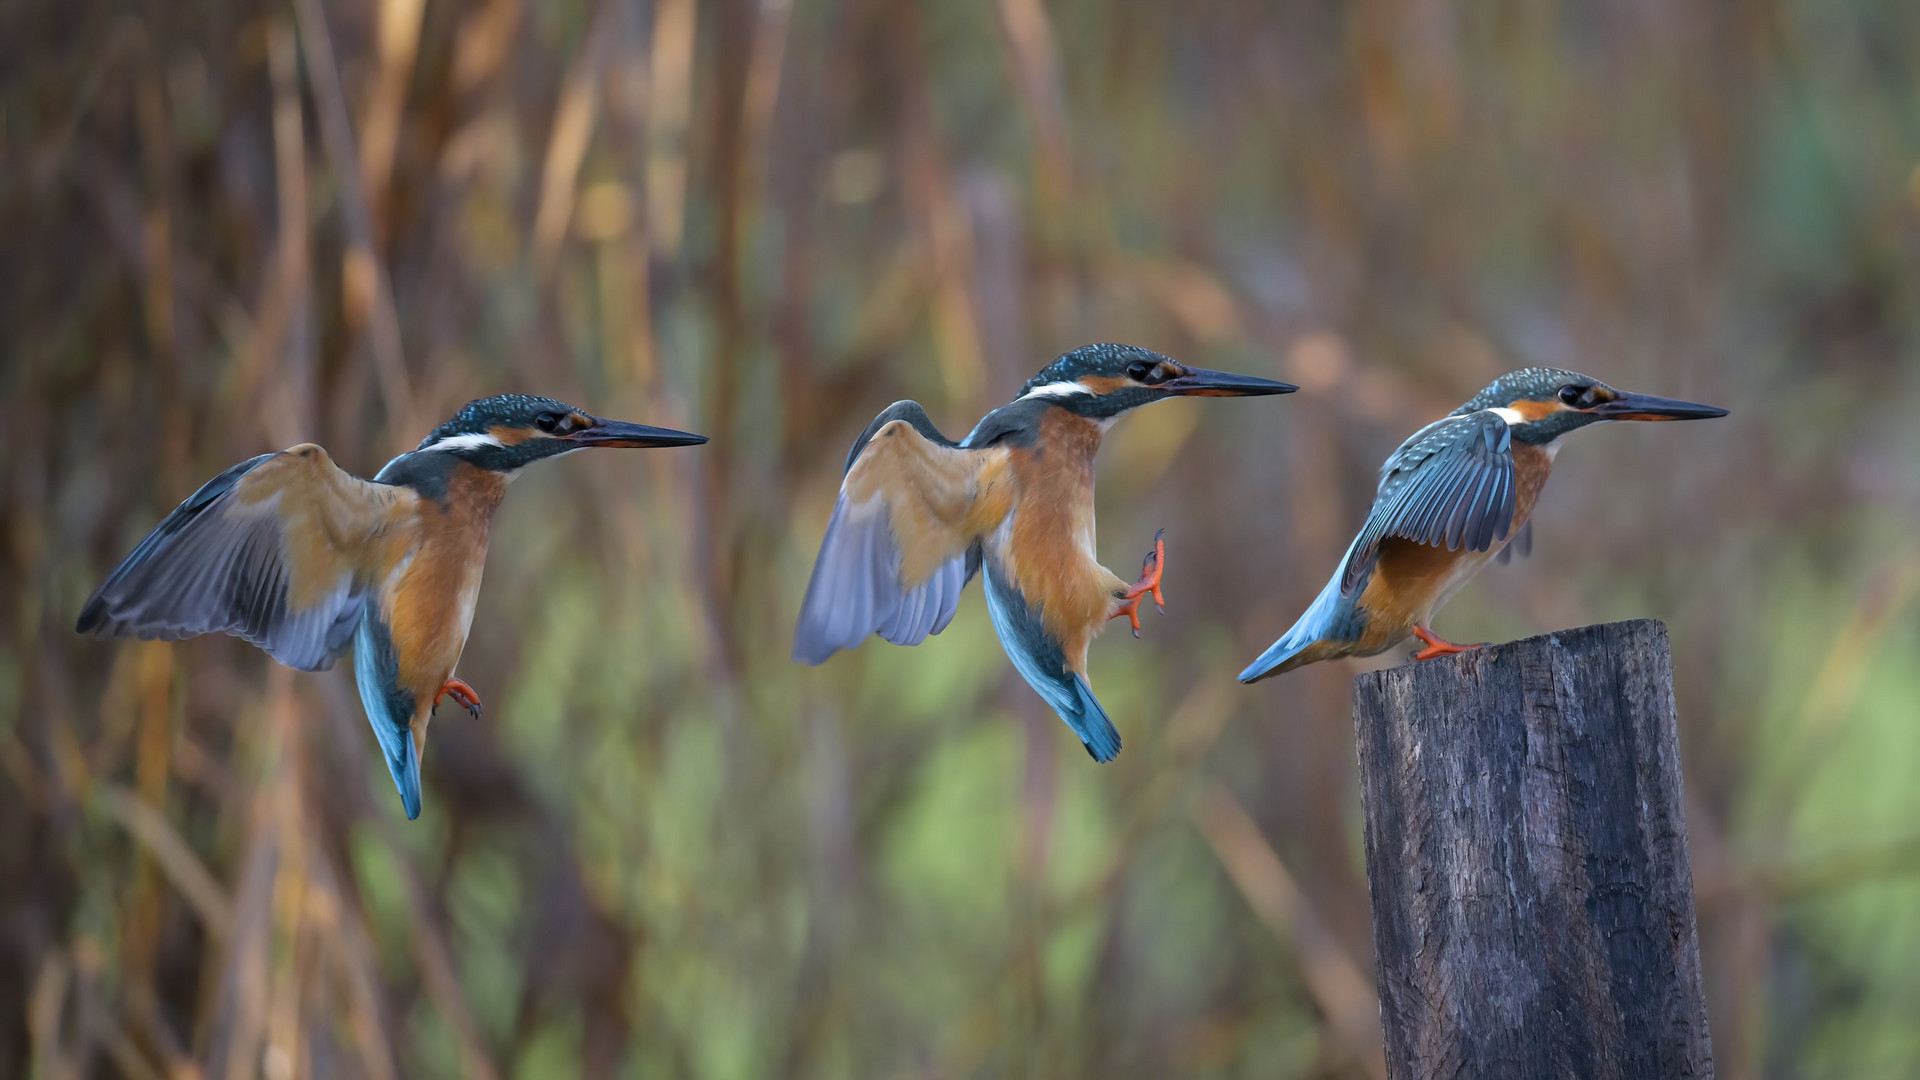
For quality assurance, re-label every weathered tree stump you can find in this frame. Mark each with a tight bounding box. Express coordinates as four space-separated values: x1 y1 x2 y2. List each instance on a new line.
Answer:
1352 619 1714 1080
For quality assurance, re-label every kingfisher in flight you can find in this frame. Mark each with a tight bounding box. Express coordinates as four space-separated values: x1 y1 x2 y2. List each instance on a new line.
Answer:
77 395 706 818
1238 368 1726 683
794 343 1295 761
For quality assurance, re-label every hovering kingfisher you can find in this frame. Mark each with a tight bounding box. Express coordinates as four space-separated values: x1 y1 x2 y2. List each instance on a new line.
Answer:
1238 368 1727 682
77 395 706 818
794 343 1295 761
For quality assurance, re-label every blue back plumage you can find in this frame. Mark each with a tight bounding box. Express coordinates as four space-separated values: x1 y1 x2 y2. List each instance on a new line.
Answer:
353 606 423 819
981 557 1123 762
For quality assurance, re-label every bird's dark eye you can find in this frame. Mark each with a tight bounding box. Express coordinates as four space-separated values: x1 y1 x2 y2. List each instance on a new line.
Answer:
534 412 565 433
1127 361 1172 384
1558 385 1591 408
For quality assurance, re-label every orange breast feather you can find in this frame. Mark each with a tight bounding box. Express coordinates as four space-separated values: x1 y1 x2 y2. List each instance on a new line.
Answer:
384 464 508 709
1002 412 1125 671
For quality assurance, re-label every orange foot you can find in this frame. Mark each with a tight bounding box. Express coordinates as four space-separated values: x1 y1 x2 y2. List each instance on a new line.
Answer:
1410 625 1487 662
1108 529 1167 638
434 677 484 719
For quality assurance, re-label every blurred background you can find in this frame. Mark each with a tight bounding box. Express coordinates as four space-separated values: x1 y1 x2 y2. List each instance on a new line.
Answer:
6 0 1920 1076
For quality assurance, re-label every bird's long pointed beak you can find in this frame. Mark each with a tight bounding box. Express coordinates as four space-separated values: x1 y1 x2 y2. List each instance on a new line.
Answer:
1163 366 1299 398
1593 391 1728 422
568 419 709 447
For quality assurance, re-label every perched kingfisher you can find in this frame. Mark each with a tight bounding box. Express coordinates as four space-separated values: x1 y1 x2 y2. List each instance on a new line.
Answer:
1237 368 1727 682
77 395 706 818
794 343 1295 761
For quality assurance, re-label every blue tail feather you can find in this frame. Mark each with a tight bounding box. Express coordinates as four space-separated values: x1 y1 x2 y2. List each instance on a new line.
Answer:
1239 557 1361 683
982 559 1124 763
353 608 424 819
1064 674 1122 763
382 735 423 821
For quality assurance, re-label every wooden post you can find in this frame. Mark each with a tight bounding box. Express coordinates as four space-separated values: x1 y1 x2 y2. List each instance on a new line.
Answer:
1352 619 1714 1080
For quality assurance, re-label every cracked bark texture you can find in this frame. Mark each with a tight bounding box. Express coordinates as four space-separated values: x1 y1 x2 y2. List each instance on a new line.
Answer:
1353 620 1714 1080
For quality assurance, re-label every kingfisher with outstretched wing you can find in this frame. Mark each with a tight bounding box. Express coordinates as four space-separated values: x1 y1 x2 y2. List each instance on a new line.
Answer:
78 395 706 818
794 343 1295 761
1238 368 1726 682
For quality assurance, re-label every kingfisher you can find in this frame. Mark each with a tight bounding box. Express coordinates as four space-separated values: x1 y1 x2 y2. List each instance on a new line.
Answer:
1238 368 1727 683
794 343 1295 761
76 395 706 818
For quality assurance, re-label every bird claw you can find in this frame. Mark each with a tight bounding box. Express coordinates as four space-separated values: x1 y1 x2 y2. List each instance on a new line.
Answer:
1409 626 1487 662
434 677 484 719
1110 529 1167 636
1140 528 1166 613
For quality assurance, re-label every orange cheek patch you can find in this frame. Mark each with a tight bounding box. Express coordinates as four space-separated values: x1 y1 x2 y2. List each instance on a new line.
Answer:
488 425 537 446
1505 399 1566 421
1079 375 1130 396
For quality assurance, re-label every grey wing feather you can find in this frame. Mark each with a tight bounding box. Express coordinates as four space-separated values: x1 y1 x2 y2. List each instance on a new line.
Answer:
1342 412 1516 594
1495 520 1534 565
792 493 971 664
793 402 975 665
77 453 369 672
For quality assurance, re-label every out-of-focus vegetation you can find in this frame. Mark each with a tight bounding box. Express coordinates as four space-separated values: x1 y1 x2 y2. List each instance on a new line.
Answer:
5 0 1920 1076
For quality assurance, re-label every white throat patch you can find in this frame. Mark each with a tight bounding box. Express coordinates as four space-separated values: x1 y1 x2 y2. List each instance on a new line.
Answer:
1488 407 1526 426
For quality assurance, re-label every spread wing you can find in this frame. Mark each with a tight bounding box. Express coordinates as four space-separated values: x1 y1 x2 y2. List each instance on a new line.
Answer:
77 446 416 671
793 401 1009 664
1341 411 1516 594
